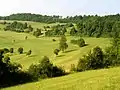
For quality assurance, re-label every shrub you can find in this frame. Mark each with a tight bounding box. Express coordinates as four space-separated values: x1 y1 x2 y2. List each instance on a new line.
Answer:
4 56 10 63
104 46 118 66
52 39 56 42
52 66 65 77
33 28 42 38
71 38 86 47
66 23 74 27
3 48 9 54
0 50 32 88
70 64 76 72
70 27 77 35
26 50 32 56
28 56 65 80
46 26 50 28
54 49 60 56
28 64 40 80
18 47 23 54
10 48 14 53
77 58 89 71
77 46 104 72
77 38 85 47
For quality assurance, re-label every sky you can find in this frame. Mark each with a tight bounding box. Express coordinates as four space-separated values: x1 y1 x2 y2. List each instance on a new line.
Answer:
0 0 120 17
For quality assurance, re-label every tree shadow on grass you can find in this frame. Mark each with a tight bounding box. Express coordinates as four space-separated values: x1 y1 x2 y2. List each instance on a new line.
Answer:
85 44 89 46
64 49 78 53
57 55 65 57
28 55 37 57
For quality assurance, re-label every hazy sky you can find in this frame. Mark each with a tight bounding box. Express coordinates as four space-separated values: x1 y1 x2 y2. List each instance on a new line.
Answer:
0 0 120 16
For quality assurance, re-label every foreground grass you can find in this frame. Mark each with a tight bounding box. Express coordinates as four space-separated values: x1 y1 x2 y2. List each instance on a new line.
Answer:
2 67 120 90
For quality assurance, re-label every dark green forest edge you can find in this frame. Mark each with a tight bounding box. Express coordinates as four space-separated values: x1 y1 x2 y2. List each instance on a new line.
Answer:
1 13 120 37
1 13 120 88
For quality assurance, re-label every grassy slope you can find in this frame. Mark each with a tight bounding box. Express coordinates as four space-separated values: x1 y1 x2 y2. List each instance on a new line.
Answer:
0 21 110 70
0 20 64 29
2 67 120 90
0 31 110 70
0 21 117 90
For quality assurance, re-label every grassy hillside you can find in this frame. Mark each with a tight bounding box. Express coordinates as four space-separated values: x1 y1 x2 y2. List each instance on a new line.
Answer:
2 67 120 90
0 30 110 70
0 21 117 90
0 21 110 70
0 20 65 29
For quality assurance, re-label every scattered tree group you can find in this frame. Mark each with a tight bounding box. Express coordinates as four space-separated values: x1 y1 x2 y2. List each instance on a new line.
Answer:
45 24 67 36
28 56 65 80
0 49 32 88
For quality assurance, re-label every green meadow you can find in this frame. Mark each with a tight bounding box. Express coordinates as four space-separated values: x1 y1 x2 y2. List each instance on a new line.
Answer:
1 21 118 90
0 30 110 70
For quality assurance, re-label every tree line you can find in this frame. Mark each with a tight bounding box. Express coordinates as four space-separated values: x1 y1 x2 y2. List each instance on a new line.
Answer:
3 21 43 37
70 15 120 37
4 21 33 33
0 13 120 24
0 13 61 23
2 13 120 38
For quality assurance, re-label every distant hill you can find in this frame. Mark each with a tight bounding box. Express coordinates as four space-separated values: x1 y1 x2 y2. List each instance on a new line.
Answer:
1 13 120 23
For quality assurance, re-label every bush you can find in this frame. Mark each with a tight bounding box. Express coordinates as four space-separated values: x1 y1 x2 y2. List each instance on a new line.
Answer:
28 56 65 80
33 28 42 38
77 58 89 71
52 39 56 42
4 56 10 63
104 46 118 66
3 48 9 54
10 48 14 53
28 64 40 80
77 46 104 72
26 50 32 56
77 38 85 47
0 50 32 88
18 47 23 54
70 64 76 72
70 27 77 35
66 23 74 27
71 38 86 47
54 49 60 56
52 66 65 77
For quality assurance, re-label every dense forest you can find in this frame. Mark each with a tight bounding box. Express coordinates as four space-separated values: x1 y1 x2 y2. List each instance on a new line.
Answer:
1 13 120 37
